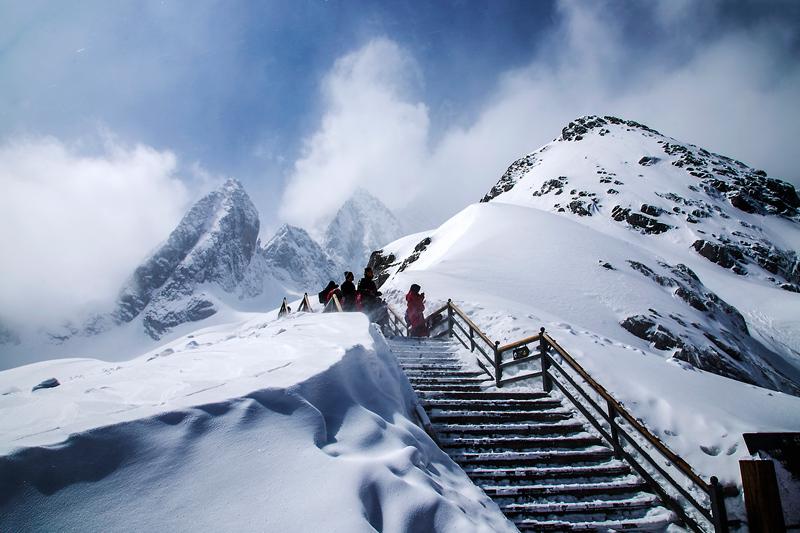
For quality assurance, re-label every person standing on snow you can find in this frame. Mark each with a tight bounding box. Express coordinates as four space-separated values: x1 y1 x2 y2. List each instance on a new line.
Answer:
340 271 357 311
357 267 381 310
405 284 429 337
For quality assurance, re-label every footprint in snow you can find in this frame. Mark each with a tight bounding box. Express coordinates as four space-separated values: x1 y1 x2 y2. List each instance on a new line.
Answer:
700 445 721 456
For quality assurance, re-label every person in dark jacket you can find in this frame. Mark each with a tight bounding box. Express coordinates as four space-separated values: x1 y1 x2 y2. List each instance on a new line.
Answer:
340 271 357 311
357 267 381 308
405 283 429 337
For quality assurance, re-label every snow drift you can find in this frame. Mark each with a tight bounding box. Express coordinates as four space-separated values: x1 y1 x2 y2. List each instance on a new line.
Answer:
0 312 512 532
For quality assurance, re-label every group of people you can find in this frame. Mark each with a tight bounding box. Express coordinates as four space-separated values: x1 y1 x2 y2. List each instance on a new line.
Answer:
317 267 429 337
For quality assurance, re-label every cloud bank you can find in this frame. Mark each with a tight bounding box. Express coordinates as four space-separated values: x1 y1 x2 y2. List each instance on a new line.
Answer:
0 137 188 327
280 1 800 231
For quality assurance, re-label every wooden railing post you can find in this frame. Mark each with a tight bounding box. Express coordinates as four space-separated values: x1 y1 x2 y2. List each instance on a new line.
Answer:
607 399 623 459
540 327 552 393
469 326 475 352
709 476 730 533
447 299 454 338
494 341 502 387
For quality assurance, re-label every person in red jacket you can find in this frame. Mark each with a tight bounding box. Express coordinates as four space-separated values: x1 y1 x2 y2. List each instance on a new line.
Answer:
405 284 429 337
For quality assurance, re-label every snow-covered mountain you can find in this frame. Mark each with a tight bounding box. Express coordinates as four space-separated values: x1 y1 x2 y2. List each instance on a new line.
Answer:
324 188 403 273
240 224 338 301
375 115 800 396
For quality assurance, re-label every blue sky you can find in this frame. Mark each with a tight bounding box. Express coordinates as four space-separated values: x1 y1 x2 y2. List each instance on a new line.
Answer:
1 0 800 322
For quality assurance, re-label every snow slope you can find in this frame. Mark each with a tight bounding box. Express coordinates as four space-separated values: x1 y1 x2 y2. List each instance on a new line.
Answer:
0 312 512 532
372 117 800 514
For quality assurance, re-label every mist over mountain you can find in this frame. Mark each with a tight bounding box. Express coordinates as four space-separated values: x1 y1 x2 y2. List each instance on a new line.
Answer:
324 188 403 274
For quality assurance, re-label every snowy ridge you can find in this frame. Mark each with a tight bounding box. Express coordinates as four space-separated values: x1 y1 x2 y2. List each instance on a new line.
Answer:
0 313 513 532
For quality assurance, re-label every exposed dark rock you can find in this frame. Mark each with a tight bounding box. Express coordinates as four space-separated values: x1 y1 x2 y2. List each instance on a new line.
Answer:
611 206 673 234
640 204 665 217
398 237 433 273
638 156 660 166
143 297 216 339
531 177 567 197
32 378 60 392
368 250 398 288
623 259 800 394
599 261 615 270
692 240 740 269
481 152 541 202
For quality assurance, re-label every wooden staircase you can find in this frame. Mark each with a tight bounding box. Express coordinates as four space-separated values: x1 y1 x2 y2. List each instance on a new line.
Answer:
389 337 677 531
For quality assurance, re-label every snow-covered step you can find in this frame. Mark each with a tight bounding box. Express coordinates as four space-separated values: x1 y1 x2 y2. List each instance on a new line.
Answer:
418 391 549 400
449 448 616 467
412 383 488 392
402 369 487 378
462 463 631 484
482 479 648 499
397 363 465 372
421 398 563 410
440 435 603 451
501 494 660 517
428 409 573 424
434 422 585 437
409 377 492 386
512 511 677 532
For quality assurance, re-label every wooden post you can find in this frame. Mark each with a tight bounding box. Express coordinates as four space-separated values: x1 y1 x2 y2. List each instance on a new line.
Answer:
469 326 475 352
447 299 454 338
607 399 623 459
540 327 551 393
709 476 730 533
739 460 782 533
494 341 502 387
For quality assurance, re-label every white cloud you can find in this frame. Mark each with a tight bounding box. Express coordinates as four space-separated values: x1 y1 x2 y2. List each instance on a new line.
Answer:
281 1 800 231
280 38 430 229
0 137 189 327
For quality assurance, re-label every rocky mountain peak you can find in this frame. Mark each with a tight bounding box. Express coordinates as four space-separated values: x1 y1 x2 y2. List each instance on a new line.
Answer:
107 179 259 338
323 188 402 272
480 115 800 292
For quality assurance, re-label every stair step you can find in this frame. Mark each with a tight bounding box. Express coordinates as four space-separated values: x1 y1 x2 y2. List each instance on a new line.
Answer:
435 422 584 437
413 384 487 392
463 463 631 483
410 378 491 386
483 479 647 499
428 410 571 423
513 511 676 531
501 494 659 517
403 369 486 377
440 435 602 451
397 358 461 365
450 449 615 467
418 391 549 400
422 398 562 410
399 361 464 368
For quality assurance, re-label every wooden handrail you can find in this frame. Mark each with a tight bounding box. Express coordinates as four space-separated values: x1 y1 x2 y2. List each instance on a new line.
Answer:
497 333 542 354
543 332 709 492
448 302 494 348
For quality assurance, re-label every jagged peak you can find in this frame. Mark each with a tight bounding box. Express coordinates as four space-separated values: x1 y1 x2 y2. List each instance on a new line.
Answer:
557 115 663 142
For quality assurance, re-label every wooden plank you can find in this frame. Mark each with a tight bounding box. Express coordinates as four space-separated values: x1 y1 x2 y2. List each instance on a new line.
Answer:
497 334 541 354
740 459 785 533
